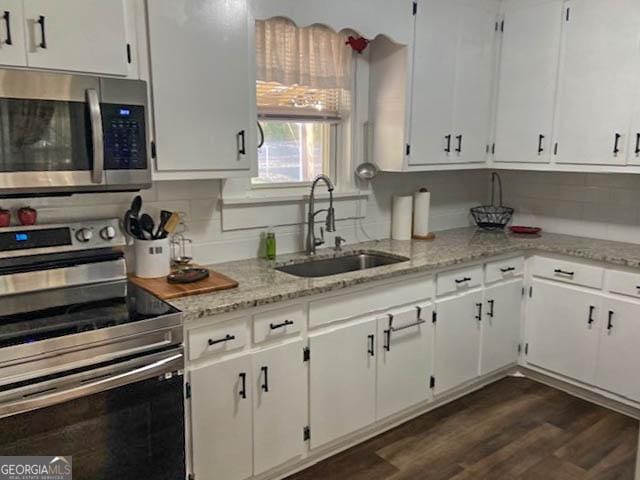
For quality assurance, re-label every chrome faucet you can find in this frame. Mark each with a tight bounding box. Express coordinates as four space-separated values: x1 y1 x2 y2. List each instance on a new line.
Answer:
306 174 336 255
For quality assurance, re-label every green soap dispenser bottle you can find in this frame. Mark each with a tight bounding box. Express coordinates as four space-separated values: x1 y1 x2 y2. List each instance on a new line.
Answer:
265 227 276 260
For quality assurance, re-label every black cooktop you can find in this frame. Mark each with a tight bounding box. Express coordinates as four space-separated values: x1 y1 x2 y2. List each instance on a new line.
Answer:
0 283 179 348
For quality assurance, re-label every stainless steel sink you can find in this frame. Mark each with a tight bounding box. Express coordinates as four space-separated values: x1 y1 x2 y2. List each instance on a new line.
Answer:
276 251 409 278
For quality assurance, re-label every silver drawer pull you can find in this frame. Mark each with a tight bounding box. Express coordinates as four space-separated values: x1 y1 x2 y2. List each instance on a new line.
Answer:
208 334 235 346
270 320 294 330
390 319 427 332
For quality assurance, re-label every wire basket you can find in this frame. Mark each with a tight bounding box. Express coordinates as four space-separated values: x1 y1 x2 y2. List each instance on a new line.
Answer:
470 172 514 231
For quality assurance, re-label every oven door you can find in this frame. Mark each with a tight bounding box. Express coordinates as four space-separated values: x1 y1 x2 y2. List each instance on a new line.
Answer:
0 348 186 480
0 70 105 194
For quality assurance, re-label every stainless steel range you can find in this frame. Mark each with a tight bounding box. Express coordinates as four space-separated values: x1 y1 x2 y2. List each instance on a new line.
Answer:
0 219 185 480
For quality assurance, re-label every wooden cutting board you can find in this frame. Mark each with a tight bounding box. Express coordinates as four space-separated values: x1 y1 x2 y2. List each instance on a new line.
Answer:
129 269 239 300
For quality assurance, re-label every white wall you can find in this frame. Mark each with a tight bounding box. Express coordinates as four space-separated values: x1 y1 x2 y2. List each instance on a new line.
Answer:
1 170 487 265
499 170 640 243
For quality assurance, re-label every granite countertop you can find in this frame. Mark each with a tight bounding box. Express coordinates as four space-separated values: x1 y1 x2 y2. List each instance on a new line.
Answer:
170 227 640 321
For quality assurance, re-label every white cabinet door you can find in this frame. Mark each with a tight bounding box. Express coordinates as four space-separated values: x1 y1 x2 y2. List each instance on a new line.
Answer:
23 0 129 75
147 0 253 173
493 0 563 163
627 81 640 165
525 280 600 384
0 1 26 66
409 0 458 166
481 279 522 375
377 304 433 420
253 340 306 475
434 290 483 395
190 355 253 480
309 317 376 449
554 0 640 165
451 0 498 164
595 298 640 402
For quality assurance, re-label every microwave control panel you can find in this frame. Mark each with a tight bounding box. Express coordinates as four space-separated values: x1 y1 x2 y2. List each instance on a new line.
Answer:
102 104 147 170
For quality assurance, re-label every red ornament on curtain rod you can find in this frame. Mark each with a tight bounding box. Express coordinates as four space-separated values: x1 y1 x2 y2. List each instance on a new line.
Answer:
346 35 370 54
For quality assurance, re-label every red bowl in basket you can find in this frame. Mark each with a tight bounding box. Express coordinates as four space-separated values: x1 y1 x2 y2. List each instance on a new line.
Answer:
509 226 542 235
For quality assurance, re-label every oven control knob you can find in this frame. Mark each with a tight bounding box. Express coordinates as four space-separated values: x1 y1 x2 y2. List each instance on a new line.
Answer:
75 228 93 243
100 226 117 241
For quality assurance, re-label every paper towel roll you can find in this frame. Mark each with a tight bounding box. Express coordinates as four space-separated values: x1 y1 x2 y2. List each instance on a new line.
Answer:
413 189 431 237
392 195 413 240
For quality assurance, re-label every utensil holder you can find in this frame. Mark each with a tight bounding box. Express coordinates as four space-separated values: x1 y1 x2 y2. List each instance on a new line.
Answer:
134 238 171 278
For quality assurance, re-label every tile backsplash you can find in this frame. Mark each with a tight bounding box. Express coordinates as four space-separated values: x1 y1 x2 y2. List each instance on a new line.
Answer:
0 170 487 265
499 170 640 243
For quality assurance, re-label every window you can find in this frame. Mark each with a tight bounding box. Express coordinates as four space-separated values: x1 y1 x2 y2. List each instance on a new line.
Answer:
253 18 352 186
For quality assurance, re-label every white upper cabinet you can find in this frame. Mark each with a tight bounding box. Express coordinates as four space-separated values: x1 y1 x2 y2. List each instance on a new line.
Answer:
554 0 640 166
0 1 26 66
450 1 499 164
252 0 415 44
147 0 254 175
409 0 458 166
493 0 563 164
410 0 498 167
22 0 129 76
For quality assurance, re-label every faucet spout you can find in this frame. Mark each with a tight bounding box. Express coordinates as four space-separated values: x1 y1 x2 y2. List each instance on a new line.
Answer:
306 175 336 255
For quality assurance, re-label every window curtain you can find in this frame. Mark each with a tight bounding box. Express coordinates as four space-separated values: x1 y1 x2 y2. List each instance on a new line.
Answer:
255 17 352 90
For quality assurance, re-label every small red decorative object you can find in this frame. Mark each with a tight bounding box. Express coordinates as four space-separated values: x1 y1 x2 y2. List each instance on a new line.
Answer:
346 36 370 54
0 209 9 228
18 206 37 226
509 226 541 235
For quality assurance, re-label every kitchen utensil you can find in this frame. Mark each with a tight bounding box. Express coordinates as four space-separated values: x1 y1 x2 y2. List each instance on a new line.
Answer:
155 210 172 239
162 212 181 236
139 214 155 240
130 268 238 300
470 172 514 231
0 209 10 228
510 226 542 235
167 267 210 284
355 162 379 180
130 195 142 219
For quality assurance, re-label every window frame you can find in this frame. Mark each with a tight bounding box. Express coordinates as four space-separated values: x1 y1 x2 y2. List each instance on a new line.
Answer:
251 116 340 190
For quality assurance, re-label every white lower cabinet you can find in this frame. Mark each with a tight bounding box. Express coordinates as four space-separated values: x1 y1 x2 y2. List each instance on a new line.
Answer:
525 279 600 384
190 355 253 480
376 304 434 420
190 340 306 480
434 290 483 395
481 280 523 375
595 298 640 402
309 318 377 449
252 340 306 475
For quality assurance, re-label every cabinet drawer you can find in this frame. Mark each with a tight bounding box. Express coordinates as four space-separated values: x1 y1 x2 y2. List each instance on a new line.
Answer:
485 257 524 283
188 318 249 361
253 304 305 344
606 269 640 299
309 276 433 328
437 266 483 296
531 257 603 289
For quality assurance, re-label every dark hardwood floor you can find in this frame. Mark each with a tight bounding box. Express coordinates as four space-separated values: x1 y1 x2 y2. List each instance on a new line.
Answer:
287 377 639 480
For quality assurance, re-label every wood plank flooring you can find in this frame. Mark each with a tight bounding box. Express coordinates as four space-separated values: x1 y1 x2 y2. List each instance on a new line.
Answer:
287 377 639 480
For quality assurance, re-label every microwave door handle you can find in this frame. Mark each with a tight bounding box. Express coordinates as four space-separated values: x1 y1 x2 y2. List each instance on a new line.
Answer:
86 88 104 184
0 351 183 419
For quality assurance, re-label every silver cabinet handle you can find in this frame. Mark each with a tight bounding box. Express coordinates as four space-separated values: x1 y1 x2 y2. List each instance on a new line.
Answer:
86 88 104 184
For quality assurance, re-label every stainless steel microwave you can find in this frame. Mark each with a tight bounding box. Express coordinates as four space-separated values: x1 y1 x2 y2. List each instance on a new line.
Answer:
0 69 151 196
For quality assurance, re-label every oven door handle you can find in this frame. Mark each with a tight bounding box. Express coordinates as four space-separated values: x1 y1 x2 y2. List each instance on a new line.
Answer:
86 88 104 184
0 351 183 419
